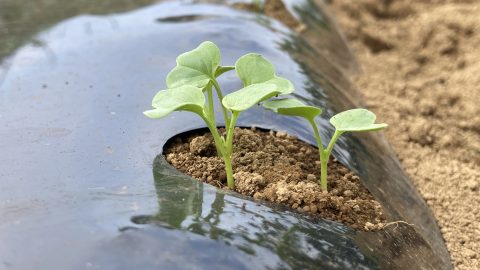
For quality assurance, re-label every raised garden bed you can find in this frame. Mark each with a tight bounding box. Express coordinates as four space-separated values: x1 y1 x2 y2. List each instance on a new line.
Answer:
0 0 452 269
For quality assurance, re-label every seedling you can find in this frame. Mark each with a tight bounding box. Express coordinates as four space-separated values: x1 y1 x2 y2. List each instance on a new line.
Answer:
144 41 293 189
252 0 263 12
263 98 387 192
164 41 233 154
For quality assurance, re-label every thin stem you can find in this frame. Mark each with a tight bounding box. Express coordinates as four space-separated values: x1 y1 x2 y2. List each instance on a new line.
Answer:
212 79 230 128
308 118 324 152
200 114 225 157
307 118 326 188
225 112 239 154
320 152 328 192
319 130 343 192
224 111 239 189
325 130 343 158
224 155 234 189
205 84 226 157
207 84 215 120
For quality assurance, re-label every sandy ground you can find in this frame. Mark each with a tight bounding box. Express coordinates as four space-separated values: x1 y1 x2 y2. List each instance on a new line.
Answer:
327 0 480 269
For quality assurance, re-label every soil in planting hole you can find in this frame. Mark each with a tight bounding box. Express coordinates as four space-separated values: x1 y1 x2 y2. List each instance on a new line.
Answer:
164 127 387 231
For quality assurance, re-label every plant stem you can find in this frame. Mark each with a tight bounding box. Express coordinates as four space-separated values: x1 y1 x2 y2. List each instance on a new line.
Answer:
207 84 215 120
223 154 234 189
224 111 239 189
307 118 344 192
308 119 326 189
308 118 324 152
201 114 225 158
319 130 343 192
320 152 328 192
212 79 230 128
325 130 342 158
204 84 226 157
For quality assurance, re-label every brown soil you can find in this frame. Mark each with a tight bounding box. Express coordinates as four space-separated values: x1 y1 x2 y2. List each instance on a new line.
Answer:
232 0 307 32
327 0 480 269
164 128 387 231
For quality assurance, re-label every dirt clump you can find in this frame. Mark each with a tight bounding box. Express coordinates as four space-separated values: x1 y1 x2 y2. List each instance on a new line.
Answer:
165 128 387 231
232 0 306 32
328 0 480 268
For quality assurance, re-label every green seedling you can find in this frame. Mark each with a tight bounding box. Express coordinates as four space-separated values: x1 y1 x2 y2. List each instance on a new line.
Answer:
165 41 234 153
263 98 387 192
144 41 293 189
252 0 263 12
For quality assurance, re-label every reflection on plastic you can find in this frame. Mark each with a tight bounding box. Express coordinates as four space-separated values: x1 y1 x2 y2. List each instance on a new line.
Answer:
129 155 379 269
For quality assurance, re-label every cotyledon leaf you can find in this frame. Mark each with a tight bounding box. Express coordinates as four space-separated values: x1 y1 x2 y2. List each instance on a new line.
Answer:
143 85 205 119
330 108 388 132
235 53 294 95
215 65 235 77
166 41 221 90
263 98 322 120
222 83 278 112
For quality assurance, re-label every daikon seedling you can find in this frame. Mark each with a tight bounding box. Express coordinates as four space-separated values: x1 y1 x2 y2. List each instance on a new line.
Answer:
253 0 263 12
144 41 293 189
263 98 387 192
164 41 233 154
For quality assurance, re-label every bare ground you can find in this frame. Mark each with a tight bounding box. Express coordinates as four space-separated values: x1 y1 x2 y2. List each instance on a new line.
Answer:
328 1 480 269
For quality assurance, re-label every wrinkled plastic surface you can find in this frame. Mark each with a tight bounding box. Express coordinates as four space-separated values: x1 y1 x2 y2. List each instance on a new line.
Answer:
0 1 451 269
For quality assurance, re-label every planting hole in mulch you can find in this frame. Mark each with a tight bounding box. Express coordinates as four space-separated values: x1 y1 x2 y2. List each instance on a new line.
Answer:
164 127 387 231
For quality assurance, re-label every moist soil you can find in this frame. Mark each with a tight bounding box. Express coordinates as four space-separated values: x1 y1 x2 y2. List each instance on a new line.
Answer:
326 1 480 269
164 127 387 231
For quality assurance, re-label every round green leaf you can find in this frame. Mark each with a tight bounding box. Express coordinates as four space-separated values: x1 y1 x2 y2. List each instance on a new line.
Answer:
267 77 294 95
236 53 275 85
144 85 205 119
166 66 212 89
222 83 277 112
166 41 221 89
330 109 388 132
235 53 294 95
263 98 322 120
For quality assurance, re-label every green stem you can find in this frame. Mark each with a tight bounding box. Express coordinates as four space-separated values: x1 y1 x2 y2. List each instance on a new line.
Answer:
224 155 234 189
325 130 343 158
207 84 215 120
319 130 343 192
308 118 326 189
212 79 230 128
205 84 226 157
320 152 328 192
224 111 239 189
201 114 225 158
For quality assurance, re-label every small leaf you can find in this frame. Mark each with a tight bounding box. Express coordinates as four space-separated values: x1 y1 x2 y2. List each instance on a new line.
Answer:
222 83 277 112
144 85 205 118
166 41 221 89
267 77 294 95
263 98 322 120
215 65 235 77
330 109 388 132
235 53 293 95
236 53 275 85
